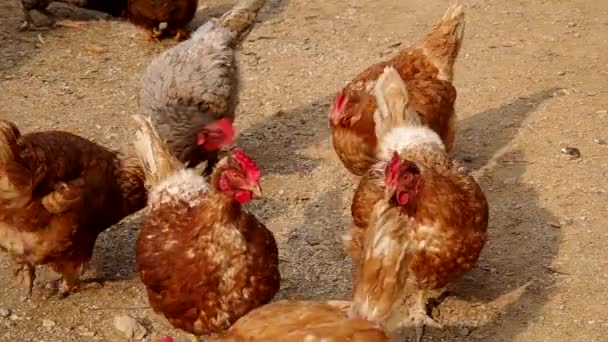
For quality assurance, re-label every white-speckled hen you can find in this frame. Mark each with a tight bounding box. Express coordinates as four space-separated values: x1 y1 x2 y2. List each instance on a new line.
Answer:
347 65 488 342
132 115 279 336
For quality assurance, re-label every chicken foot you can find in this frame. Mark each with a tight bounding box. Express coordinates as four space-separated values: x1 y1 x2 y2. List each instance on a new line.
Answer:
11 262 35 298
400 291 443 342
146 29 162 42
19 8 56 31
43 261 101 299
174 29 190 42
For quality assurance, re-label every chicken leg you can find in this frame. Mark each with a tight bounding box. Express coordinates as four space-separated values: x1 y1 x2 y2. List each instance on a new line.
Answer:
19 8 55 31
401 291 443 342
12 262 35 298
174 29 190 42
43 260 100 298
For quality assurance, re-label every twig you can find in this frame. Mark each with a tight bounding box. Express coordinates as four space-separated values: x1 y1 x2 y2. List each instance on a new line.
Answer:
90 306 151 310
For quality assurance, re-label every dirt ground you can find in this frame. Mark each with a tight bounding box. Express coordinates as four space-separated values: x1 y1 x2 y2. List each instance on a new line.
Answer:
1 0 607 341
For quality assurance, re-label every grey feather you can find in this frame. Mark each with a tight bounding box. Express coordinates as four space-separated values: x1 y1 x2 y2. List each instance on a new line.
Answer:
137 0 267 171
138 19 239 168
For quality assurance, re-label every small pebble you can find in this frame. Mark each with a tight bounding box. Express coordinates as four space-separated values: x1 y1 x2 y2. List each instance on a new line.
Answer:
503 177 518 185
557 71 566 76
458 327 471 336
461 155 474 162
0 309 10 318
114 315 146 340
560 147 581 159
79 331 96 337
42 319 56 328
9 314 18 321
548 221 561 228
593 138 606 145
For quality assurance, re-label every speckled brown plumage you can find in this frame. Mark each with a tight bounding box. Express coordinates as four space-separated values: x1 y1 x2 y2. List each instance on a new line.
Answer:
133 115 279 336
209 300 390 342
348 61 487 342
0 120 147 298
330 3 464 176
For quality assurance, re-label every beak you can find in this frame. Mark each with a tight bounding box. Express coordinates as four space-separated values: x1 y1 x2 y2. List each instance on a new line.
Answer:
251 184 263 198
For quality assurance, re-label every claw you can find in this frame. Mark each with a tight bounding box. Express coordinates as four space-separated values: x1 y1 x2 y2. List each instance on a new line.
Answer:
174 29 189 41
399 291 444 342
146 30 161 42
19 21 30 31
408 310 443 342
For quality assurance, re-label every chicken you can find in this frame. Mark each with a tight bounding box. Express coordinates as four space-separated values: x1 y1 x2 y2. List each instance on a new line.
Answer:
132 115 280 336
0 120 146 298
346 67 488 342
159 300 389 342
329 1 465 176
138 0 267 175
125 0 197 41
19 0 127 31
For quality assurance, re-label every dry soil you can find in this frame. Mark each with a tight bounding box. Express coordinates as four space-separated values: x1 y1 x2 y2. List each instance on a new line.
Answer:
0 0 607 341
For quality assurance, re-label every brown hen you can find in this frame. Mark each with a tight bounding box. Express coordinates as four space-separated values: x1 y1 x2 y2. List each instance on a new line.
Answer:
132 115 279 336
126 0 198 41
200 300 389 342
346 67 488 342
329 1 465 176
0 120 146 298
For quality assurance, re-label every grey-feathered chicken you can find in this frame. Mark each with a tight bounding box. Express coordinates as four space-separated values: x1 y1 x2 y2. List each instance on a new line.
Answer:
138 0 267 175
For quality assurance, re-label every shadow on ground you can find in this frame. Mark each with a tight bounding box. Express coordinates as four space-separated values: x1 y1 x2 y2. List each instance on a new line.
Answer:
238 96 331 175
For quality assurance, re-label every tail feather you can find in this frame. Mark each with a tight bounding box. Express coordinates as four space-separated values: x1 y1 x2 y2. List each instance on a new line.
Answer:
0 120 32 202
114 156 147 215
417 0 465 81
373 66 420 140
132 115 184 189
373 67 443 158
0 120 21 162
220 0 267 43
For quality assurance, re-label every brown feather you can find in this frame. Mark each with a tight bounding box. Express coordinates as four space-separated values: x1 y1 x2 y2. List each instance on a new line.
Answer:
0 120 147 297
133 117 279 335
210 300 390 342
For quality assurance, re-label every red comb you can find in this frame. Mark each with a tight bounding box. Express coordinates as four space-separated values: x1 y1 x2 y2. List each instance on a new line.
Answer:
386 152 401 186
329 91 348 124
333 91 347 112
232 148 261 182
